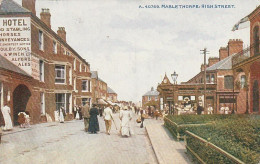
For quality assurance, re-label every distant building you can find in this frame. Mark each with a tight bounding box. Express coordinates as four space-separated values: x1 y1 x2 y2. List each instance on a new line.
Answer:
142 87 159 108
91 71 107 103
107 87 117 103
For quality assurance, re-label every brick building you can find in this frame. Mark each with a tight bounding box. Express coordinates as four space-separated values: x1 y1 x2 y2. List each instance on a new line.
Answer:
232 6 260 114
91 71 107 103
107 87 117 103
142 87 159 108
0 0 91 124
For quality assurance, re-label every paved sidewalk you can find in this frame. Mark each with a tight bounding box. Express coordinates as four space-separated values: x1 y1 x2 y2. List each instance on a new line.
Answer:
146 122 192 164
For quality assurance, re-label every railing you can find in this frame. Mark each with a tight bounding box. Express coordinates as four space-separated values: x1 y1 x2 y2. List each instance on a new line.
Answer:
232 42 259 66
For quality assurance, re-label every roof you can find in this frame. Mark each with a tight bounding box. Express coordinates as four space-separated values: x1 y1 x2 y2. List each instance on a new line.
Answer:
91 71 105 83
0 0 30 13
143 87 159 96
206 53 236 71
0 55 31 77
107 87 116 94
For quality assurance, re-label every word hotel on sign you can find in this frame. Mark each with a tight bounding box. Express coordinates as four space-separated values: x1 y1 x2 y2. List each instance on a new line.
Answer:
2 19 28 26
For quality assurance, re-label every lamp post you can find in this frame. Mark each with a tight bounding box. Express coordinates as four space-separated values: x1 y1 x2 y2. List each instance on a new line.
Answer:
171 71 178 114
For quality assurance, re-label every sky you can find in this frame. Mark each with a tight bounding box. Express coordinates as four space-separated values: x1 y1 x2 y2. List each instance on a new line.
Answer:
14 0 260 102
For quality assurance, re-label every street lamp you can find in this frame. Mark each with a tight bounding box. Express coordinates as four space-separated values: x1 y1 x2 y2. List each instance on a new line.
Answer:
171 71 178 115
171 71 178 84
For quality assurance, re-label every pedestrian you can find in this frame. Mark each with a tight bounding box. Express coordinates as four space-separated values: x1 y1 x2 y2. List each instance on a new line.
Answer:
1 103 13 131
148 106 151 116
73 105 78 119
140 108 146 128
88 104 100 134
18 112 26 128
197 103 204 115
119 106 132 137
207 104 213 114
103 105 113 135
75 107 80 120
78 106 83 120
224 105 229 114
82 103 90 132
134 105 137 114
99 106 103 117
59 107 65 123
154 109 159 120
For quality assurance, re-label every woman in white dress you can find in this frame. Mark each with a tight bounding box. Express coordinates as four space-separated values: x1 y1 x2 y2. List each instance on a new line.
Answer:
1 104 13 130
119 106 132 137
59 107 65 123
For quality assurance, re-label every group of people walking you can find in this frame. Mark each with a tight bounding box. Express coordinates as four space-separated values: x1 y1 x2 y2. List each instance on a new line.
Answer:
81 103 135 137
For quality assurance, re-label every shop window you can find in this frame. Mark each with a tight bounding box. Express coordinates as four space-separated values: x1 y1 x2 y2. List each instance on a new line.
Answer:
39 60 44 82
55 93 65 111
39 30 44 50
55 65 65 84
82 80 88 91
53 41 57 54
240 75 246 88
224 75 234 89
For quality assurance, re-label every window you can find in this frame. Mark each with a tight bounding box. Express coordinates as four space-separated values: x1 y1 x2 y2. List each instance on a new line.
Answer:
82 98 90 106
82 80 88 91
84 65 87 72
74 59 76 70
40 92 45 114
55 93 65 111
148 96 151 101
211 74 215 84
240 75 246 88
224 76 234 89
39 60 44 82
55 65 65 83
69 67 72 85
66 51 70 56
80 63 82 72
39 30 44 50
253 26 259 55
206 75 210 83
53 41 57 54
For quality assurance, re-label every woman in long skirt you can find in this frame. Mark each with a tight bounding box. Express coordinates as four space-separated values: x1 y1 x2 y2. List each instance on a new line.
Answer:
120 106 132 137
1 104 13 130
88 104 99 133
59 107 65 123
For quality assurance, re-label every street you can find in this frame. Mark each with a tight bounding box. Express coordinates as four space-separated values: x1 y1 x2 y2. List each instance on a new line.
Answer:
0 113 158 164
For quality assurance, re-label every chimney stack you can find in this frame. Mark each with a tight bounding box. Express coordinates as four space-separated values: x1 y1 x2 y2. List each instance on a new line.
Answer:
57 27 66 42
219 47 228 61
208 57 219 67
40 8 51 28
228 39 243 56
22 0 36 15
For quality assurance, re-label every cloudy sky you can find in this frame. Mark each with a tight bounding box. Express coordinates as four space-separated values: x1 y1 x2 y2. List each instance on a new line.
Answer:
15 0 260 102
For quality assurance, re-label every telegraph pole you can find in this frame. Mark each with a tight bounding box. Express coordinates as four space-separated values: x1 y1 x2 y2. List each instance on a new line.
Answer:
200 48 209 113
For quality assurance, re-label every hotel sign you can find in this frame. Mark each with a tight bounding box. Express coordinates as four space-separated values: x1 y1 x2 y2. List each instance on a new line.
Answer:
0 17 32 75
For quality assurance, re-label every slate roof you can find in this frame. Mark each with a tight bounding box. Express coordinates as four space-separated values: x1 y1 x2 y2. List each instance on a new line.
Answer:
0 0 30 13
206 53 236 71
143 87 159 96
91 71 105 83
107 87 116 94
0 55 31 77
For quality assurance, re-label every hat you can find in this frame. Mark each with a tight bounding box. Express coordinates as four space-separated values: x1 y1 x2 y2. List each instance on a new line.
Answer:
124 106 128 110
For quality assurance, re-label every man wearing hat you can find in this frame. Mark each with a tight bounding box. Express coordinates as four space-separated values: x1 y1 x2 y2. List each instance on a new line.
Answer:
103 105 114 135
82 103 90 132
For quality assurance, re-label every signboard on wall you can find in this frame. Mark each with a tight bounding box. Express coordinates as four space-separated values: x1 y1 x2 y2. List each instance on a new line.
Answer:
0 17 32 75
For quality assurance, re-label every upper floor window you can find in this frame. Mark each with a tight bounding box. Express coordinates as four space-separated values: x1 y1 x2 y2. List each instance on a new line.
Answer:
55 65 65 84
240 75 246 88
82 80 89 91
224 75 234 89
211 74 215 84
39 30 44 50
253 26 259 55
148 96 151 101
74 59 76 71
80 63 82 72
206 75 210 83
53 41 57 54
39 60 44 82
84 65 87 72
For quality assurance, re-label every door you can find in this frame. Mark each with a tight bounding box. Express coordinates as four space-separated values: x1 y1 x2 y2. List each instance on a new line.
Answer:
253 80 259 112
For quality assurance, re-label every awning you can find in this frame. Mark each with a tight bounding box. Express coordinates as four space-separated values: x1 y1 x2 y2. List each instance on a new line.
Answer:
97 98 107 105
